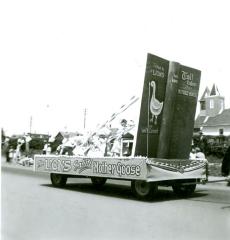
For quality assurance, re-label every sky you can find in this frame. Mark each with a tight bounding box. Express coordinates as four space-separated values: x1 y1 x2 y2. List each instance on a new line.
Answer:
1 0 230 136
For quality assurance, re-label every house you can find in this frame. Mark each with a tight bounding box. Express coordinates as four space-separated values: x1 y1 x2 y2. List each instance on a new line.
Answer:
29 133 50 140
195 84 230 136
10 133 50 140
106 128 134 156
8 133 50 151
54 131 83 144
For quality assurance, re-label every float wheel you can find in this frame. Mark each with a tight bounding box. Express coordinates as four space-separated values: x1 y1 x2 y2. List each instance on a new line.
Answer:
91 177 107 187
131 180 158 200
50 173 67 187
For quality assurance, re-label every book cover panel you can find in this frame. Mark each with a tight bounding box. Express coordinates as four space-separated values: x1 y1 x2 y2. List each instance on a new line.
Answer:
157 61 180 158
134 53 169 157
168 65 201 159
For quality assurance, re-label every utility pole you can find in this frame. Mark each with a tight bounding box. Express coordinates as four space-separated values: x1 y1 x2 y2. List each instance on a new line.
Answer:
26 115 32 156
83 108 87 129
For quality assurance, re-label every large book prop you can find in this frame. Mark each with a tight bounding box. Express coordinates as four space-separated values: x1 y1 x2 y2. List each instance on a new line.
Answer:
134 54 169 157
134 53 201 159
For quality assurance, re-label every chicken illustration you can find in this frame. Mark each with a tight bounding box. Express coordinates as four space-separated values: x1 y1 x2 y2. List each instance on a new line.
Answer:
149 81 164 124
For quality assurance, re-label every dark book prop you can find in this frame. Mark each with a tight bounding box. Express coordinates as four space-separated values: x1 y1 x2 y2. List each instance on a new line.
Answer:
135 53 201 159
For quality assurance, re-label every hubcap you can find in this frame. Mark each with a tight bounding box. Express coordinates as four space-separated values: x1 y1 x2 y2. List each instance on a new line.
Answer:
53 174 61 183
136 181 150 195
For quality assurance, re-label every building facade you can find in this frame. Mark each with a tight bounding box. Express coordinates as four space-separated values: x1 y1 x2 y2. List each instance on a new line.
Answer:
195 84 230 136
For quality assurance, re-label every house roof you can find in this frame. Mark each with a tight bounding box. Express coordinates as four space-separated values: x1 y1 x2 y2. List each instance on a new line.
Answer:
210 84 220 96
202 108 230 127
122 132 134 139
10 134 24 139
10 133 50 139
56 131 82 139
30 133 50 138
194 116 207 128
199 87 210 101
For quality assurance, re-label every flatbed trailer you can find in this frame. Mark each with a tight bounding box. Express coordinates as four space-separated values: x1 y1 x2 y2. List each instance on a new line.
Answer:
33 155 208 200
34 53 211 200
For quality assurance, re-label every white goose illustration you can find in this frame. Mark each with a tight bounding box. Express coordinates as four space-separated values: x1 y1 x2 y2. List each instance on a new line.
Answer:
149 81 164 124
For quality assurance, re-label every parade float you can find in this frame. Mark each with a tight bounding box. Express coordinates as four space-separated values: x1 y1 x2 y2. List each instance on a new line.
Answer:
34 53 208 200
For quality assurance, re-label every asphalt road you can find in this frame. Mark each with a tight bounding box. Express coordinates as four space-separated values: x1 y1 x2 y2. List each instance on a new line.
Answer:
1 166 230 240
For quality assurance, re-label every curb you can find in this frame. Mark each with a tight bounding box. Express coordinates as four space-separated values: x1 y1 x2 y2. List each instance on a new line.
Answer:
1 162 33 171
207 176 229 186
1 163 50 179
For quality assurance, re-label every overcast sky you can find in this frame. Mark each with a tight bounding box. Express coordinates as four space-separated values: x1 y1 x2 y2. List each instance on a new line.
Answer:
1 0 230 136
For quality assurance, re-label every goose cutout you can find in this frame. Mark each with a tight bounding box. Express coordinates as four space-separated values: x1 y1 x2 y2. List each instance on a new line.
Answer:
149 81 164 124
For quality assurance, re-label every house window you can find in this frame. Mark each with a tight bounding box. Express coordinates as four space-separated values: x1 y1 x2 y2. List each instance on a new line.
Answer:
200 101 206 110
121 139 133 157
219 129 224 135
210 99 214 109
220 100 224 110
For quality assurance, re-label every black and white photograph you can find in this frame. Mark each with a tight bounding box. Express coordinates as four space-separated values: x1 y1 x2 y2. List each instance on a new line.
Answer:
1 0 230 240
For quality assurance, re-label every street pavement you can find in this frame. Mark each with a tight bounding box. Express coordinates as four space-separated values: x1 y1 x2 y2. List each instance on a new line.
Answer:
1 161 230 240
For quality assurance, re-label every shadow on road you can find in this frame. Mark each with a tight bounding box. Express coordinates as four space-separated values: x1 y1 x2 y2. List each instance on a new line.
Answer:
40 182 208 203
221 206 230 209
188 194 230 205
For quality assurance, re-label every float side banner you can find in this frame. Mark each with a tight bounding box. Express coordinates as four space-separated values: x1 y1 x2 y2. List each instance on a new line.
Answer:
135 53 169 158
168 65 201 159
146 158 207 182
34 155 147 180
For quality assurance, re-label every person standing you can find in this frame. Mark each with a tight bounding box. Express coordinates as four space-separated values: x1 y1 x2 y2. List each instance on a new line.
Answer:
189 147 196 160
195 147 206 159
15 139 24 162
43 142 48 154
5 146 10 163
221 146 230 177
3 138 10 163
8 147 14 163
46 143 52 155
111 138 121 156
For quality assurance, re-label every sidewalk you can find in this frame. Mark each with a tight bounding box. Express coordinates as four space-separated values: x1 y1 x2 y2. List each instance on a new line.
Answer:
1 161 33 171
1 155 33 171
207 175 230 186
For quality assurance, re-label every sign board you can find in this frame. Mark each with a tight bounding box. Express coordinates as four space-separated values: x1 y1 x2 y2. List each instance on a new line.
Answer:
34 155 147 180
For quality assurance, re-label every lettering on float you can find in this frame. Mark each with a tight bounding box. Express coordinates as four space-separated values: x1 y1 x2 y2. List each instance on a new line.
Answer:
178 70 198 98
93 161 141 176
44 158 72 172
151 63 165 78
37 157 142 177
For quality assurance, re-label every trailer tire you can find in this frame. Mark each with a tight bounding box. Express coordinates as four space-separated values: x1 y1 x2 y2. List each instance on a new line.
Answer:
172 184 196 196
131 180 158 200
91 177 107 188
50 173 67 187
